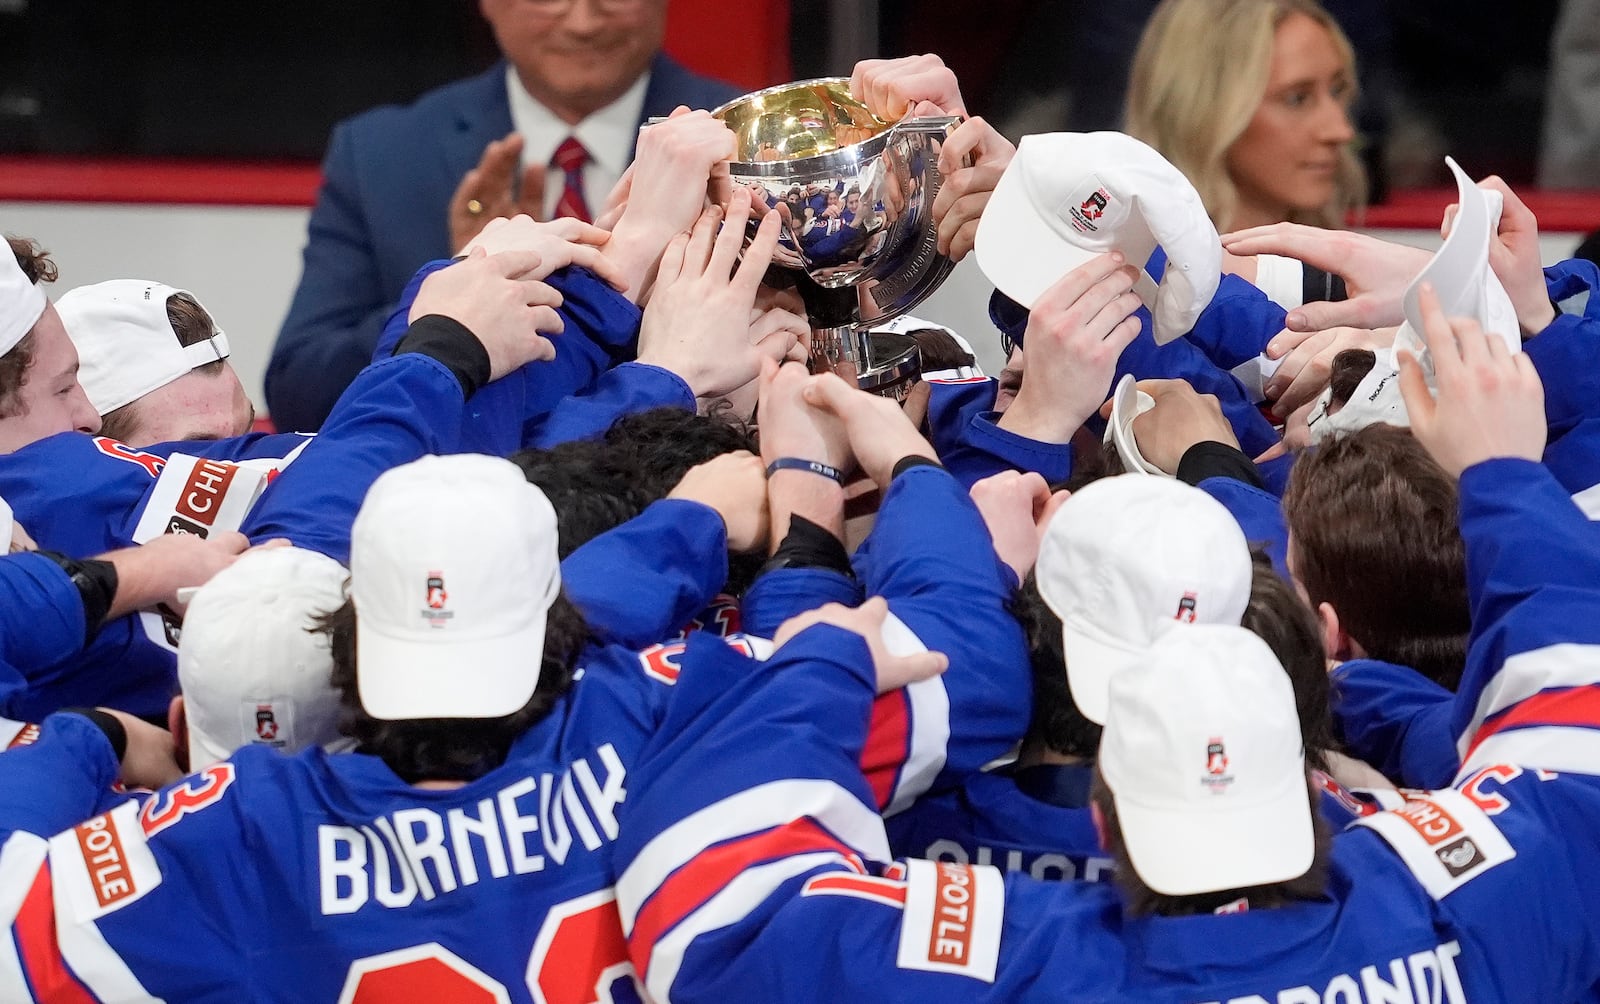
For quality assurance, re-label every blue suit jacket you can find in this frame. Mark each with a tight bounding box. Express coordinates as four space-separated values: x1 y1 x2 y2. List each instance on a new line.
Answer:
267 55 740 433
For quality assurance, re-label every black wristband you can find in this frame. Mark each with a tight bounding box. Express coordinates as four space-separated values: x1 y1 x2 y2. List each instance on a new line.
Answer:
37 551 118 644
394 314 492 398
891 455 942 479
1176 441 1266 491
1301 264 1348 305
62 707 128 762
765 457 845 484
760 515 854 578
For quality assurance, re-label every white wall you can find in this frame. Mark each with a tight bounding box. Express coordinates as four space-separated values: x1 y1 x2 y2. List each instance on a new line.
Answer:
0 202 311 412
1 201 1586 415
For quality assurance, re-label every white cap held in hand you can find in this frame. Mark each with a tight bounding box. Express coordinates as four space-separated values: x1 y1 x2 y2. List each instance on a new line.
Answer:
974 131 1222 344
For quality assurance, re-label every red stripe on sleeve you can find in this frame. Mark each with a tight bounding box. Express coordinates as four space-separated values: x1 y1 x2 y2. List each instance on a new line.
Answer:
628 818 853 977
802 873 909 908
1464 685 1600 762
15 864 98 1004
860 691 912 810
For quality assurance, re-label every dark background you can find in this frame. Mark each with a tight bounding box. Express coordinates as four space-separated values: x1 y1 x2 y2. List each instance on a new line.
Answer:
0 0 1567 195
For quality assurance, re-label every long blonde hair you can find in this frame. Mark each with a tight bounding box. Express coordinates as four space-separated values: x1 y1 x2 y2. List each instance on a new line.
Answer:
1126 0 1366 230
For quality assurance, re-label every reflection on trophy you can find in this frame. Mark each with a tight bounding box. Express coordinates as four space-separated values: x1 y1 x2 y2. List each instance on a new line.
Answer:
712 79 964 398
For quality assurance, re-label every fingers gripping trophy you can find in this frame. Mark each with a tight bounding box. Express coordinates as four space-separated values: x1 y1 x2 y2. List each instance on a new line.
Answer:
712 79 967 398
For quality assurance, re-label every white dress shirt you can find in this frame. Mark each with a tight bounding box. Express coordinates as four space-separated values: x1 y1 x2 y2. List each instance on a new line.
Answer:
506 67 651 220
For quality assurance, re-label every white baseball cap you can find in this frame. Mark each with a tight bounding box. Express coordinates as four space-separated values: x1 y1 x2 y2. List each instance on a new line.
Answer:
350 454 560 721
974 132 1222 344
1036 475 1251 724
55 280 231 415
178 546 351 767
0 246 46 357
1100 624 1314 896
1308 157 1519 443
1103 374 1169 477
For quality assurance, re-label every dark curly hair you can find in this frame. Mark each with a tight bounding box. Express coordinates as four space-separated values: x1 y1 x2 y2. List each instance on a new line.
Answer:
0 236 58 419
318 592 592 783
1015 574 1101 761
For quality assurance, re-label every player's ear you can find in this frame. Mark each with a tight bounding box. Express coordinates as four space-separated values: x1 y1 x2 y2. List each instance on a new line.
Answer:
168 695 190 772
1316 602 1364 662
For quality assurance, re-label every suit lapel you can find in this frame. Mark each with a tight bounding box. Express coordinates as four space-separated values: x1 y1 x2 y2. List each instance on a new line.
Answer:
442 62 515 186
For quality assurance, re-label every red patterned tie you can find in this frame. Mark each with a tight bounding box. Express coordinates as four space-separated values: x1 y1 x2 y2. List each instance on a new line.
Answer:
551 136 592 223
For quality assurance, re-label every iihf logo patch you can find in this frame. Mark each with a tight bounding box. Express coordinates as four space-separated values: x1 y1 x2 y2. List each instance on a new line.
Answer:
1206 738 1228 775
422 571 454 626
1068 187 1112 233
1202 737 1235 792
254 704 279 741
1176 591 1198 623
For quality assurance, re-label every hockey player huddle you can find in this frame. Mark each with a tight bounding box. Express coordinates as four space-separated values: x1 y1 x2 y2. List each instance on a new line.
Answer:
2 53 1599 1004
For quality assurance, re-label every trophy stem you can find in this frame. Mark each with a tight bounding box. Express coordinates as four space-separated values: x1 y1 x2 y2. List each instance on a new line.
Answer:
793 275 921 399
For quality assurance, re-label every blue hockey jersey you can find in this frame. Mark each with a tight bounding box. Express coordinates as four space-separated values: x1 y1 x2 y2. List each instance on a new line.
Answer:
610 455 1600 1004
0 462 1029 1002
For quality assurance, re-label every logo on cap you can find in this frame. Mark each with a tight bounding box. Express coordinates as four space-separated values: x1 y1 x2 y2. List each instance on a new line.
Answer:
1176 591 1198 623
1069 188 1112 234
1205 738 1229 776
254 704 279 742
1202 737 1235 792
422 571 454 626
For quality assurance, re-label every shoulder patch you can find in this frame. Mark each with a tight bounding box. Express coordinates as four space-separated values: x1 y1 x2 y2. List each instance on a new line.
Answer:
131 453 271 545
48 801 162 922
896 858 1003 983
1355 788 1516 899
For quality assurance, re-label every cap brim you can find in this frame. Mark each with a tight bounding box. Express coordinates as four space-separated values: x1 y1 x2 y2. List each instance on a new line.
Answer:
1106 374 1168 477
356 615 547 721
1060 620 1147 726
974 161 1099 310
1114 774 1315 896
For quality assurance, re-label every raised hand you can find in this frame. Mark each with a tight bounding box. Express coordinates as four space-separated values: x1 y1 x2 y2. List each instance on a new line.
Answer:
850 54 968 119
1220 223 1432 332
635 189 796 399
1262 324 1396 419
667 451 771 554
1447 177 1555 336
1109 378 1240 475
998 253 1144 445
409 248 565 379
447 132 546 253
1398 283 1545 478
463 215 627 290
932 117 1015 261
102 530 252 619
603 109 738 301
773 597 949 694
799 372 939 489
969 470 1062 581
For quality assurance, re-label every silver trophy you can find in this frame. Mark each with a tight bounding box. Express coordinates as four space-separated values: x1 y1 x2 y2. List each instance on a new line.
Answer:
712 78 964 397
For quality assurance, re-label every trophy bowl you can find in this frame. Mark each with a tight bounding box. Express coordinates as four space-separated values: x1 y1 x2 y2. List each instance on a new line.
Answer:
712 78 964 397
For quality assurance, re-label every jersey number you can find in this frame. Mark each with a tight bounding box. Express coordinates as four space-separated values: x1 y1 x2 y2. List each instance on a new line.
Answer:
338 892 635 1004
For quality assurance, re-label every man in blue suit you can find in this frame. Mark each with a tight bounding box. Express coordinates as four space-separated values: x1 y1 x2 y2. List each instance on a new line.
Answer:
267 0 741 433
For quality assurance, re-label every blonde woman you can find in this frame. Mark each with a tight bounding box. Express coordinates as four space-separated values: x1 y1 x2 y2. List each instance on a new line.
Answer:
1127 0 1366 231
